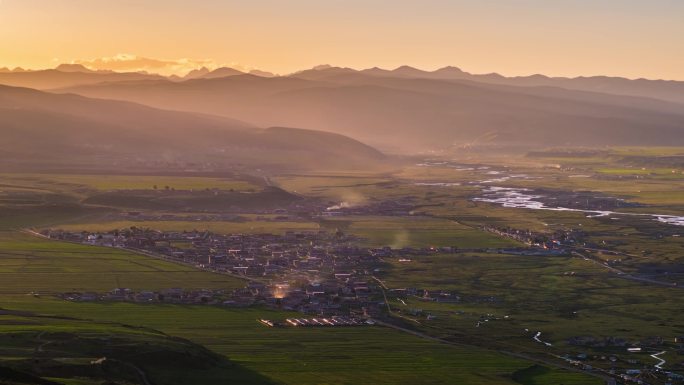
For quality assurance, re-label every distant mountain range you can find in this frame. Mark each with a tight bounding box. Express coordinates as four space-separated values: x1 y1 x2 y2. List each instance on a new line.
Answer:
2 62 684 152
3 63 682 103
355 65 684 105
0 66 165 90
0 84 384 170
44 66 684 150
0 64 275 89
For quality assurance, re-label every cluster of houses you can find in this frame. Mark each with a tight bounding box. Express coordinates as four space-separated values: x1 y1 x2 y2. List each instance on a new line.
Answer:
483 225 585 250
283 316 369 327
62 287 237 305
119 211 245 222
44 227 397 316
42 227 497 318
559 335 684 385
321 197 416 217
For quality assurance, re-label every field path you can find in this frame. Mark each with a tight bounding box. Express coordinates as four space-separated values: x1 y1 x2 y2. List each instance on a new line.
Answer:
571 251 682 289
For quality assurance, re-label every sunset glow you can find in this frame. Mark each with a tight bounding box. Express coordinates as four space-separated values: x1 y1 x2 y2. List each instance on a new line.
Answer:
2 2 684 384
1 0 683 79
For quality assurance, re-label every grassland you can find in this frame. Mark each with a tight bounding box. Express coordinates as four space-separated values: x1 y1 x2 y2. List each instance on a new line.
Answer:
273 174 412 204
1 151 682 384
321 215 519 248
0 309 278 385
377 251 684 357
0 232 602 385
1 173 258 192
1 296 601 385
50 219 320 235
0 231 244 293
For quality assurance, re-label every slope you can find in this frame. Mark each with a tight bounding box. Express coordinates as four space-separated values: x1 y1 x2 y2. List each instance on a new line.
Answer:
0 85 384 170
56 71 684 150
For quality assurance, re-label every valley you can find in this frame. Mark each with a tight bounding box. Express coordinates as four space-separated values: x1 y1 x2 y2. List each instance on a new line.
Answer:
0 147 682 384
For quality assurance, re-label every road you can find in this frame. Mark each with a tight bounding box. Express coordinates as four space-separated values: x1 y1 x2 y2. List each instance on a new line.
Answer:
651 350 666 370
571 250 681 289
371 276 420 324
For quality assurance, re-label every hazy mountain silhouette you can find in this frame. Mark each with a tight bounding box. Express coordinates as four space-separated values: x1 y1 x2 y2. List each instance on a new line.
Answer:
249 69 276 78
201 67 245 79
0 67 164 90
182 67 211 80
181 67 273 80
0 85 384 169
56 69 684 150
353 65 684 105
54 63 97 73
293 66 357 80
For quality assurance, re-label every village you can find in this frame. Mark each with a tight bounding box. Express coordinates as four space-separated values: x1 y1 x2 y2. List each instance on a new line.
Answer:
42 227 474 319
39 223 594 316
38 225 684 384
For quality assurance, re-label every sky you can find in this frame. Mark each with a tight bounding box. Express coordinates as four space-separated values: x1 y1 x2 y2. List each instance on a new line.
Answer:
1 0 683 79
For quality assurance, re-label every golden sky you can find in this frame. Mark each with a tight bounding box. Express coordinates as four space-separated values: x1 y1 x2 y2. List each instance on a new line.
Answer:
1 0 683 79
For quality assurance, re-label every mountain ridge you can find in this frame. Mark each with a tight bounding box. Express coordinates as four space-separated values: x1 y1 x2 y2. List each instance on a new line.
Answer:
53 71 684 150
0 84 385 170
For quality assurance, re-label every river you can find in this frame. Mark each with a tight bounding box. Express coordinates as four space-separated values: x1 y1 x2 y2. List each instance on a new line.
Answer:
474 186 684 227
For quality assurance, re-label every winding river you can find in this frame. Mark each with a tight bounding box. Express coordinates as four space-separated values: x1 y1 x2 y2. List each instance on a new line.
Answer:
474 186 684 227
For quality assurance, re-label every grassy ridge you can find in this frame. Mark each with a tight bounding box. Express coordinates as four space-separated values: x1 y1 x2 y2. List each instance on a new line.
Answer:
2 296 601 385
0 310 277 385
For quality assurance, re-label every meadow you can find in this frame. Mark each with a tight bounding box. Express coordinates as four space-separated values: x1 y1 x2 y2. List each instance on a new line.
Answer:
0 308 279 385
0 231 244 293
321 215 519 248
1 155 681 384
0 173 258 192
1 295 601 385
50 219 320 235
377 250 684 368
0 226 600 384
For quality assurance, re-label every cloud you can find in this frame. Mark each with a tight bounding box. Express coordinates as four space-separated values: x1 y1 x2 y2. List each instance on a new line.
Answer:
73 54 222 76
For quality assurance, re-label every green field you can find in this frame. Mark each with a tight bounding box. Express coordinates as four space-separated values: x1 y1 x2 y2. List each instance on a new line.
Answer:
0 309 278 385
378 251 684 356
1 153 682 384
0 232 601 385
50 219 320 235
322 216 519 248
1 173 258 192
0 231 244 293
1 296 601 385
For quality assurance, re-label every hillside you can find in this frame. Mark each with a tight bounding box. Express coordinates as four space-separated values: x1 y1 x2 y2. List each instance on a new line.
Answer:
56 70 684 150
0 85 384 170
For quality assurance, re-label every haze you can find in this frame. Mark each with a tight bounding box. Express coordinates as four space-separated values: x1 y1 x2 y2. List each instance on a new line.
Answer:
2 0 684 79
2 3 684 385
